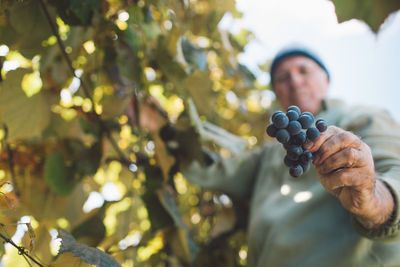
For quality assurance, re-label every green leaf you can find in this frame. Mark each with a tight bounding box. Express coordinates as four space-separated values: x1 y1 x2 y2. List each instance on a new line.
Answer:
183 70 214 115
157 186 199 262
123 26 142 54
52 0 102 26
75 141 103 176
71 208 106 247
8 0 55 58
169 227 199 264
156 37 187 84
187 98 248 156
44 151 75 196
157 186 186 229
116 40 142 84
0 69 51 141
142 166 174 231
331 0 400 32
58 229 121 267
179 37 207 72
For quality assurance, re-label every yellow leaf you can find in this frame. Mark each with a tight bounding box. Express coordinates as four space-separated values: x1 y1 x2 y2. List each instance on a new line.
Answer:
21 71 42 97
26 223 36 252
50 252 93 267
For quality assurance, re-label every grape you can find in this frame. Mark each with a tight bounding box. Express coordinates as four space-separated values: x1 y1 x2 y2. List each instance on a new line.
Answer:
276 129 290 144
298 114 314 129
303 112 315 121
286 145 303 161
286 110 299 121
303 150 313 160
291 132 307 146
287 121 302 136
300 162 310 172
266 124 278 137
287 105 301 115
284 155 297 167
306 127 320 141
316 119 328 132
283 142 292 150
273 113 289 129
289 165 303 178
299 152 311 166
265 105 328 178
271 111 285 122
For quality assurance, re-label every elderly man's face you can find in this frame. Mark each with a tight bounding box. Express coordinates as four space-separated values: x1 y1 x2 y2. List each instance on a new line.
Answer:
272 56 329 115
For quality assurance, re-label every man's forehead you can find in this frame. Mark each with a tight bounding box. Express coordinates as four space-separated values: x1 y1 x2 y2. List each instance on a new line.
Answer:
275 55 319 71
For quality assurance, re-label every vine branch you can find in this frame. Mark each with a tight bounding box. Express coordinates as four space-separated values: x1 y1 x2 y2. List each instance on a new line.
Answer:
3 125 20 198
0 232 44 267
38 0 91 99
38 0 131 164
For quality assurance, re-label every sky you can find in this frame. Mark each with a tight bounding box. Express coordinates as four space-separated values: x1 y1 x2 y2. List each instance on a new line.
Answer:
220 0 400 121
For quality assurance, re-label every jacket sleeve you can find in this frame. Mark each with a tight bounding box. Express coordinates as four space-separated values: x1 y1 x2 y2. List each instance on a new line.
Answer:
181 144 267 199
341 107 400 241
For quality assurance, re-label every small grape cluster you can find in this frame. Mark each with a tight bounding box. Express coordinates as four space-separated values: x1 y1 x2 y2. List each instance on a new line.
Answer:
266 106 328 178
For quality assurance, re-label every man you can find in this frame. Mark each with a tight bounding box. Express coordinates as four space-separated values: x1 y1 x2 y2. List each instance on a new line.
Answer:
143 46 400 266
270 47 394 229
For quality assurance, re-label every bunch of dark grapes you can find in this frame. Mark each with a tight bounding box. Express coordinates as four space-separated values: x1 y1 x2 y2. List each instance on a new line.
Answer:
266 106 328 178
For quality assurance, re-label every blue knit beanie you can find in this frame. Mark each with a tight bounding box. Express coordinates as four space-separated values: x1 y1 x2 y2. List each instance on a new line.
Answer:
270 46 330 86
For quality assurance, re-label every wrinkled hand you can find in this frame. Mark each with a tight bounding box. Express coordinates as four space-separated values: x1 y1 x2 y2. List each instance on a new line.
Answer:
304 126 394 228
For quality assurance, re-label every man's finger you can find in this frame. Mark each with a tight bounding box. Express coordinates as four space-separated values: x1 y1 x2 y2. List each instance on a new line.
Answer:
317 168 368 193
303 126 342 153
316 147 368 174
314 131 363 165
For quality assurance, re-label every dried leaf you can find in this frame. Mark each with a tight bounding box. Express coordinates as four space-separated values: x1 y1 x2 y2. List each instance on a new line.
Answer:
26 222 36 252
210 208 235 238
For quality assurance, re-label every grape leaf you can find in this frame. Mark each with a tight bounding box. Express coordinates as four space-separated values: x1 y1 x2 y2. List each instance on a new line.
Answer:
183 70 214 116
0 69 51 141
157 186 199 262
142 165 174 231
44 151 75 196
8 0 55 58
58 229 121 267
179 37 207 72
51 252 93 267
51 0 102 26
187 98 248 156
331 0 400 32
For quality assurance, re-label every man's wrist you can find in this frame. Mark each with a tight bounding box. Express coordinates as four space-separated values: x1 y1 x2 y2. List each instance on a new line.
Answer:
355 179 395 229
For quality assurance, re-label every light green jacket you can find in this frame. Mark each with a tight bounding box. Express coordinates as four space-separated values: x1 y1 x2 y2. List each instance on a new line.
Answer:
183 99 400 267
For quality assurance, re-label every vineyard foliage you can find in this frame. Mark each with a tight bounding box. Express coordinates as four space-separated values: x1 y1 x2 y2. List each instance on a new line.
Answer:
0 0 398 266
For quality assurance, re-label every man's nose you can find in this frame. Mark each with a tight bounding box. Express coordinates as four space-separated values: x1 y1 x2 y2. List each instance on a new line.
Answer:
289 73 303 90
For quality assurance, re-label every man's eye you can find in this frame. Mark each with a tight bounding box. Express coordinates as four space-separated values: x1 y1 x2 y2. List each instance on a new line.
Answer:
300 67 309 74
275 74 289 82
